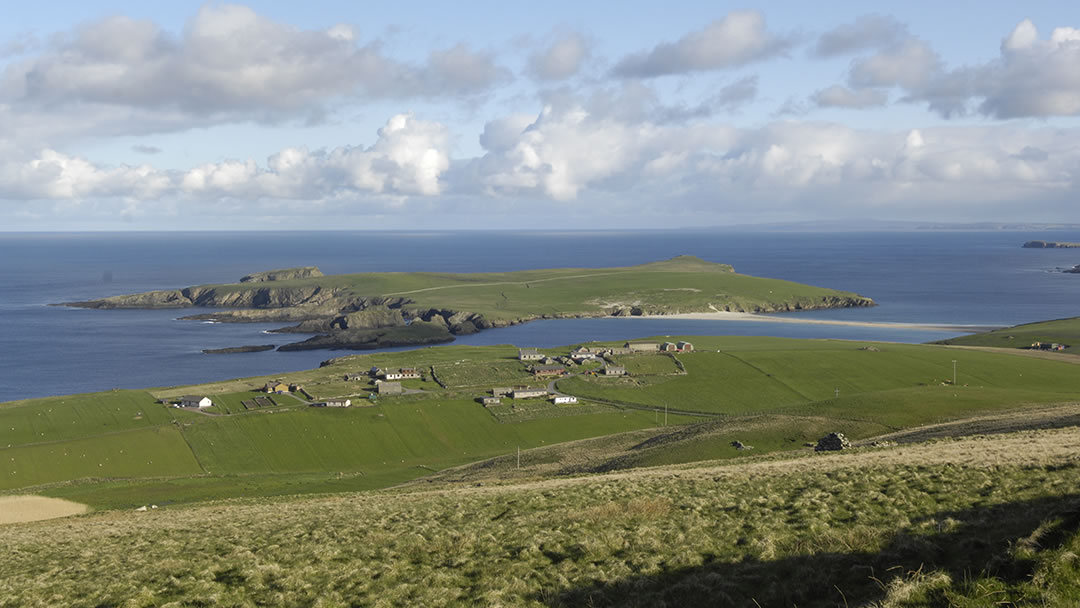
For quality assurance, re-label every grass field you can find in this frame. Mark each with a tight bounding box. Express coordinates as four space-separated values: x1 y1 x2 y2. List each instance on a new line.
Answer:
5 335 1080 510
4 427 1080 607
935 316 1080 351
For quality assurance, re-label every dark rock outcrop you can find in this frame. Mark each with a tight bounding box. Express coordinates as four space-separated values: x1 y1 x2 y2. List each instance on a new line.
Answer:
240 266 324 282
815 432 851 452
202 344 276 354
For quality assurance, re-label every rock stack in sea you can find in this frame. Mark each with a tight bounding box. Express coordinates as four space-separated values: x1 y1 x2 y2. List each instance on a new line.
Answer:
815 432 851 452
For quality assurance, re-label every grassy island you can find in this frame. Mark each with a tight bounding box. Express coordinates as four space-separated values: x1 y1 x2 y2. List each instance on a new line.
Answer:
64 256 874 351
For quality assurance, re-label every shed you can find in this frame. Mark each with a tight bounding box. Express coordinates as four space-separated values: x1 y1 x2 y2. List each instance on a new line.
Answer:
552 395 578 404
479 396 501 406
626 342 661 352
375 381 403 395
511 388 548 399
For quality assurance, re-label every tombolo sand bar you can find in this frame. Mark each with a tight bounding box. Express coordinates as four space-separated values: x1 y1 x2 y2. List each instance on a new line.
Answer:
627 311 1000 333
0 495 88 524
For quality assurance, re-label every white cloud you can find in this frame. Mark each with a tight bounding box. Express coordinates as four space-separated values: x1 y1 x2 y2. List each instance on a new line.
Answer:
612 11 793 77
527 32 590 80
0 4 508 133
838 18 1080 119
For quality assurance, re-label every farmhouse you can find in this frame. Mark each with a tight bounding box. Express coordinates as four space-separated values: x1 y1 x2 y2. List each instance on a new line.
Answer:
603 365 627 376
375 381 403 395
552 395 578 405
179 395 213 408
511 387 548 399
379 367 421 380
531 365 567 378
518 348 544 361
626 342 661 352
262 382 289 394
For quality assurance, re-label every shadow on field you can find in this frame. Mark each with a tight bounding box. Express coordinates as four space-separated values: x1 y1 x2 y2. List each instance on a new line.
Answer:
537 493 1080 608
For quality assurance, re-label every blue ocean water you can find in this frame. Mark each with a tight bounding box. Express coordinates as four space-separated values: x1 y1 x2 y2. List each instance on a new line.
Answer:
1 230 1078 401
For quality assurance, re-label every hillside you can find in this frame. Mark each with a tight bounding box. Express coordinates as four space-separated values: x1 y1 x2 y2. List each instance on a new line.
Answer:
62 256 874 351
5 336 1080 510
4 426 1080 607
934 316 1080 351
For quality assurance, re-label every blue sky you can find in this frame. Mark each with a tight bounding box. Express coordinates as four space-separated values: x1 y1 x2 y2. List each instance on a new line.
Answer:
1 1 1079 230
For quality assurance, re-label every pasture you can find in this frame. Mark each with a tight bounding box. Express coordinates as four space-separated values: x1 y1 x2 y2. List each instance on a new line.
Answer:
5 334 1080 509
3 427 1080 607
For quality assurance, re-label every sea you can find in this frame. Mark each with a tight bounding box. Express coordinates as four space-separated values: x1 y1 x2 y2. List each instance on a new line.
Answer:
2 230 1079 402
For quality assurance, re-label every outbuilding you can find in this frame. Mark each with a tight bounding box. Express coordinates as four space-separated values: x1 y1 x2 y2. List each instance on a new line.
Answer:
180 395 213 408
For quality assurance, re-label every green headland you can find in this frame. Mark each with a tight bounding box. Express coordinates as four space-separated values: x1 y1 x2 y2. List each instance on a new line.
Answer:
63 256 874 351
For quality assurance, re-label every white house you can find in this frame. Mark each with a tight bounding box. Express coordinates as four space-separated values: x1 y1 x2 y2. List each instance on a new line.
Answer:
180 395 213 408
552 395 578 405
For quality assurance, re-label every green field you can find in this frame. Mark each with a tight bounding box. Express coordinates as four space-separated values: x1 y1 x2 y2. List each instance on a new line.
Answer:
935 316 1080 351
4 335 1080 510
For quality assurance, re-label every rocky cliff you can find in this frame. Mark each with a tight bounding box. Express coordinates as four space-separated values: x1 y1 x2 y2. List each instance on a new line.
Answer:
240 266 324 282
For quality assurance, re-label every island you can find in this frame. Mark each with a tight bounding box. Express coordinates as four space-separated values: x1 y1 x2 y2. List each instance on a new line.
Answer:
63 256 875 351
1022 240 1080 248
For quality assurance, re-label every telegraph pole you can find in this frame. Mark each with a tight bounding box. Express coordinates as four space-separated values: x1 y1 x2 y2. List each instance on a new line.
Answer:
516 446 520 469
952 360 957 385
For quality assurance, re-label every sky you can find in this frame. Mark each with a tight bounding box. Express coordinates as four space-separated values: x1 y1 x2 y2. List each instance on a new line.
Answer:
1 1 1079 230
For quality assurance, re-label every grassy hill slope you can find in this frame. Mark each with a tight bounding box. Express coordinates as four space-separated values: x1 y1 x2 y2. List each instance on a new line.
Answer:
4 427 1080 607
4 336 1080 509
935 316 1080 351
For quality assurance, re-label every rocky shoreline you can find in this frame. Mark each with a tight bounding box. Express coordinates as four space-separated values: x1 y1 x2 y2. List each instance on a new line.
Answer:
202 344 277 354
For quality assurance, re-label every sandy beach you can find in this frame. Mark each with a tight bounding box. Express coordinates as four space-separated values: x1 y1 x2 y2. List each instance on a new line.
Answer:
625 311 1000 333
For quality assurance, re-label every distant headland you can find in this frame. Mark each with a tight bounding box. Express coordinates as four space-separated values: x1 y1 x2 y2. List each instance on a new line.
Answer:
62 257 875 352
1023 240 1080 248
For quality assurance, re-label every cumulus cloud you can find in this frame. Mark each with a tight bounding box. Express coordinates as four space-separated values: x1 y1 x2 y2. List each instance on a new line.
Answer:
0 113 450 201
835 18 1080 119
976 19 1080 117
527 32 590 80
0 4 508 129
812 85 888 109
812 15 909 57
612 11 792 77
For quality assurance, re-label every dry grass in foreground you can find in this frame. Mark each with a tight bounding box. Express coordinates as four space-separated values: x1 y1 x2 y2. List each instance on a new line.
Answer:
3 427 1080 607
